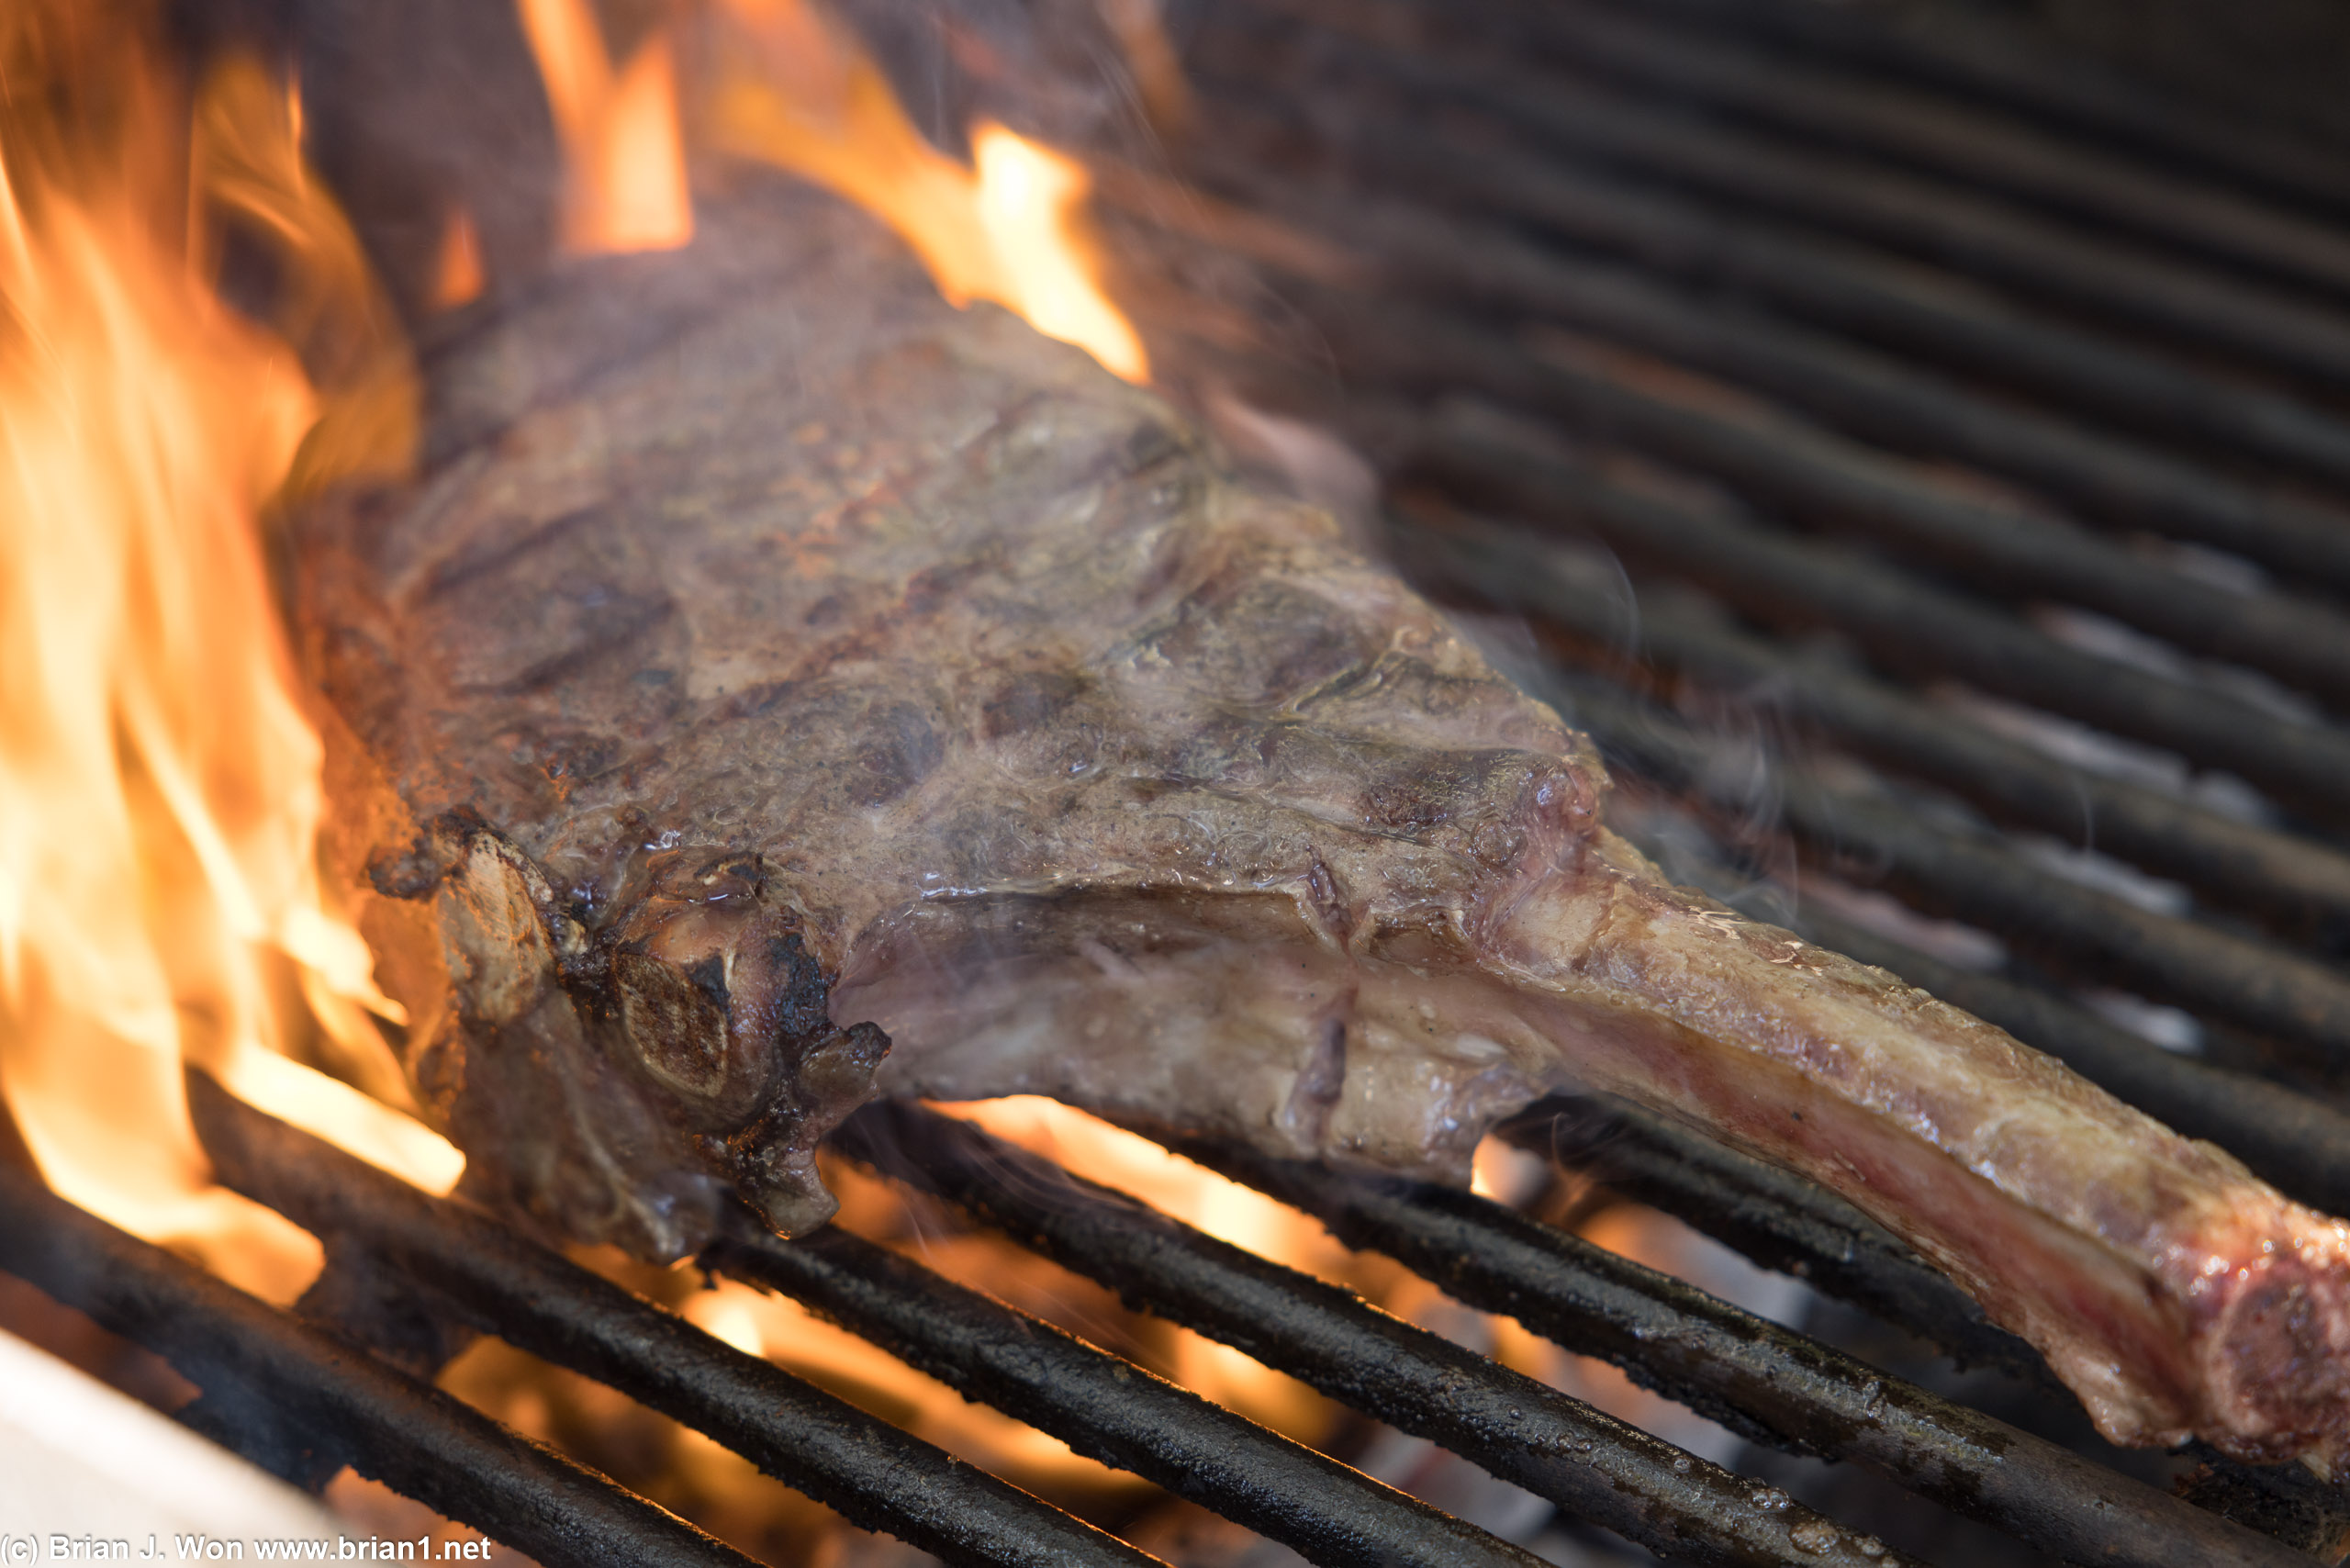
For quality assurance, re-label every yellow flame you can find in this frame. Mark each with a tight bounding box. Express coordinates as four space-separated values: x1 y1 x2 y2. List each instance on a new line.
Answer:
517 0 694 254
970 126 1151 383
218 1043 463 1196
0 0 1151 1330
188 55 420 501
679 1275 1145 1496
706 0 1149 382
0 18 436 1301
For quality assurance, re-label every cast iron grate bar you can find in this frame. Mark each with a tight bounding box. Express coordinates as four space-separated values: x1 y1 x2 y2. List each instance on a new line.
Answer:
1382 480 2350 940
1187 96 2350 616
1493 0 2350 303
1196 277 2350 819
1142 1123 2315 1568
1606 0 2350 222
182 1071 1169 1568
833 1099 1915 1567
701 1218 1551 1568
0 1157 755 1568
191 1071 1548 1568
1193 0 2350 390
1503 1095 2043 1393
1304 96 2350 496
1382 495 2350 1071
1491 1090 2350 1554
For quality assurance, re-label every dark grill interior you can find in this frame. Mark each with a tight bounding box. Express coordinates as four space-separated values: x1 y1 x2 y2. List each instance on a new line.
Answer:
1114 0 2350 1200
15 0 2350 1563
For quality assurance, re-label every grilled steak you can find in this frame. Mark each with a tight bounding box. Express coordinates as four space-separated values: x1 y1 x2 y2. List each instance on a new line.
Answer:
297 179 2350 1471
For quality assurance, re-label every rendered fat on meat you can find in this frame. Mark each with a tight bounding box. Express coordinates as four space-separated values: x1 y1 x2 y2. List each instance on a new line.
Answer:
296 182 2350 1472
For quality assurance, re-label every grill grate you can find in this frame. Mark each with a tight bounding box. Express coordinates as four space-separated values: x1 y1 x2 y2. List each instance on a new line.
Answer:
3 1066 2322 1568
187 1075 1539 1568
0 1153 757 1568
1110 0 2350 1553
1118 0 2350 1108
1153 1113 2262 1566
177 1075 1165 1568
10 0 2350 1562
828 1101 1913 1567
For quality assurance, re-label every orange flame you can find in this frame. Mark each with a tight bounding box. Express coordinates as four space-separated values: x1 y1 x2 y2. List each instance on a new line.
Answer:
678 1277 1145 1497
432 207 487 309
0 15 1378 1540
934 1099 1347 1434
517 0 695 254
704 0 1150 382
0 18 456 1302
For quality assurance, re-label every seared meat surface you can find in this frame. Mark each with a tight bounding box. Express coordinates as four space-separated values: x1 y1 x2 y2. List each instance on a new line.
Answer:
298 180 2350 1471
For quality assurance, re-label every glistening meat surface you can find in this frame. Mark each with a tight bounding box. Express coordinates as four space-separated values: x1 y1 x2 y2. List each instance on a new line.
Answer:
298 181 2350 1471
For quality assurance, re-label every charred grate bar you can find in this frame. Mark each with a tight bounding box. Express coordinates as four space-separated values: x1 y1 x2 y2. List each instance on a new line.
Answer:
832 1100 1924 1566
1497 1098 2048 1394
1492 0 2350 302
0 1070 2333 1567
1194 0 2350 387
700 1220 1554 1568
178 1072 1168 1568
1610 0 2350 221
1184 103 2350 622
1303 293 2350 817
702 1222 1549 1568
1376 488 2350 939
189 1073 1913 1568
1354 114 2350 498
0 1155 756 1568
188 1072 1548 1568
19 1065 2348 1567
1379 488 2350 1064
1490 1091 2350 1559
17 1067 2342 1568
1144 1122 2308 1568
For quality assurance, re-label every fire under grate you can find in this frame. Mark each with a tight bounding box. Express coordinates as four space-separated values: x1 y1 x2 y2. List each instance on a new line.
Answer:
1 1071 2321 1568
15 0 2350 1563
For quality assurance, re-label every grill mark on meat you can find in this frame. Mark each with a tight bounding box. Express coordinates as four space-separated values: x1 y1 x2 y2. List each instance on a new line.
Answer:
420 504 610 599
409 497 681 697
848 702 946 806
980 669 1090 740
416 237 815 475
297 180 2350 1472
509 727 629 801
465 588 674 696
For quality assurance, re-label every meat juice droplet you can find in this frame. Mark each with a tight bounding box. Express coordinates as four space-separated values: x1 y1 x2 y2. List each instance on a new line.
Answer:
1787 1518 1839 1554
